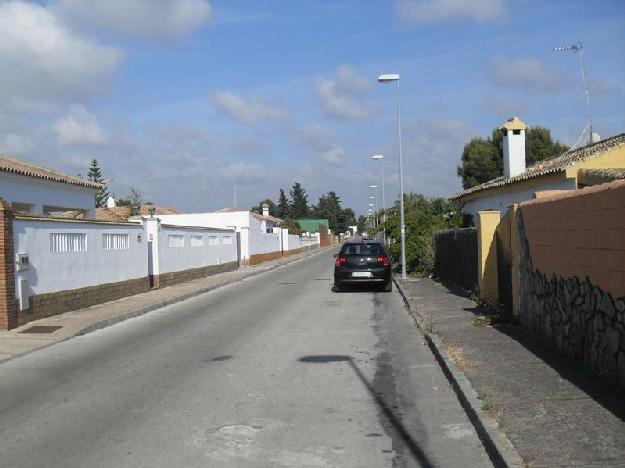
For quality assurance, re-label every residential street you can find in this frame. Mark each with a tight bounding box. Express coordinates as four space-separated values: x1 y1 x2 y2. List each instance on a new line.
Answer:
0 249 490 468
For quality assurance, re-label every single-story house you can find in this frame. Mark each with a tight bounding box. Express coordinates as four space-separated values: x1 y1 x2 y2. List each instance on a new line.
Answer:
153 204 285 263
0 154 101 218
450 117 625 220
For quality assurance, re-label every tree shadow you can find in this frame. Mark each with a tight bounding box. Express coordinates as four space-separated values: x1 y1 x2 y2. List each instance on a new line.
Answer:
298 354 434 467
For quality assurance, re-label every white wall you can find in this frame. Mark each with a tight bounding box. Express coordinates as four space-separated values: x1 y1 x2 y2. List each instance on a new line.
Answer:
461 178 577 220
13 218 147 298
157 224 238 274
1 172 97 218
249 216 281 254
287 234 302 251
157 212 250 260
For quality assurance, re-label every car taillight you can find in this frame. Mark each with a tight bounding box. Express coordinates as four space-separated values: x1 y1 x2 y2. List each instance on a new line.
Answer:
335 256 347 267
378 256 390 266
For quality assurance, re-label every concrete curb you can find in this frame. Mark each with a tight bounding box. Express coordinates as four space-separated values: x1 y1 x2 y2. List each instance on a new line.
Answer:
393 276 524 468
0 246 335 364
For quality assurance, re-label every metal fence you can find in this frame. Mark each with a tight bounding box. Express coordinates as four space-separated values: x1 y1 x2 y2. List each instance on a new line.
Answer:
433 227 478 292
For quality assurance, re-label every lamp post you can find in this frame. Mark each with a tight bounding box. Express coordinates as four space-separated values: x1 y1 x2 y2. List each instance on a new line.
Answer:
369 184 378 234
371 154 386 246
553 41 594 143
378 73 406 279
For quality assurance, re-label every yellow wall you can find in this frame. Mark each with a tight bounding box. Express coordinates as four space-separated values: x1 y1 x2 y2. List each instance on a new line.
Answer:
476 211 500 304
565 144 625 182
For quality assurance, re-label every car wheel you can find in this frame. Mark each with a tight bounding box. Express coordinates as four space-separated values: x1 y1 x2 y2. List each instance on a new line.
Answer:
384 279 392 292
333 282 342 293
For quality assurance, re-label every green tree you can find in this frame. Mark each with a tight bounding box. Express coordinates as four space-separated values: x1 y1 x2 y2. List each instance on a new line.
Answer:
357 215 368 233
280 218 303 235
311 191 357 233
383 193 462 275
277 189 290 218
457 126 569 189
86 159 110 208
117 186 143 216
289 182 309 219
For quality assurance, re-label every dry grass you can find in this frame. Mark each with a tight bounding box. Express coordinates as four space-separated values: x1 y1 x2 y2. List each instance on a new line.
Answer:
472 315 494 327
443 343 465 371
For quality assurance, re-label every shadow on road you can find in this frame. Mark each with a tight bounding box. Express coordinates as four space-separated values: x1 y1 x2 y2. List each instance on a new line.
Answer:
298 354 434 468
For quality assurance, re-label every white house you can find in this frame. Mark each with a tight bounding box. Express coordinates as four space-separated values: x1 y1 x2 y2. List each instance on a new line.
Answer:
153 204 286 263
450 117 625 221
0 154 100 218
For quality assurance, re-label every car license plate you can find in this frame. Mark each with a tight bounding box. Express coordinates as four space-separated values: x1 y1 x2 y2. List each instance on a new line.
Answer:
352 272 372 278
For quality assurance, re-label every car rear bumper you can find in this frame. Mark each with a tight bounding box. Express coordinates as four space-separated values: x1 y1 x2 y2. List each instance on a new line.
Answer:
334 267 391 283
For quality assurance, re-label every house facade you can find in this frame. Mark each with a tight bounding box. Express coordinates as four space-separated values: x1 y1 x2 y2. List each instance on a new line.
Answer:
0 154 101 219
450 118 625 221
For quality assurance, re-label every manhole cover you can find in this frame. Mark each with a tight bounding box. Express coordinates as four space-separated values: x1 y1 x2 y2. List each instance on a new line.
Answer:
19 325 63 334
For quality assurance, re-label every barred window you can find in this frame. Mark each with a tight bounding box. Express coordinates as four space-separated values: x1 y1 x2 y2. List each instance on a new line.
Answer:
50 233 87 252
168 235 185 248
190 235 203 247
222 236 233 245
103 233 129 250
208 236 219 246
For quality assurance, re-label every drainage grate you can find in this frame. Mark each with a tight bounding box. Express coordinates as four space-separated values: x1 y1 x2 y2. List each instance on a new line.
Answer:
19 325 63 334
277 282 297 285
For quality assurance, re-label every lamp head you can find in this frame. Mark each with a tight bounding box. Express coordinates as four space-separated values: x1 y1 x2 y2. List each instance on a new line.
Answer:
378 74 400 83
369 185 378 188
371 154 384 160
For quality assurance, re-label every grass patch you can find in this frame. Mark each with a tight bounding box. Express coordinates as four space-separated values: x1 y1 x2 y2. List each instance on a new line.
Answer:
472 315 498 327
443 343 465 371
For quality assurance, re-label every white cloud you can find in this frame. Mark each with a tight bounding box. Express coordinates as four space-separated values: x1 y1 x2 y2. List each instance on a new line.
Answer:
211 91 284 124
489 57 567 92
291 123 346 165
0 1 122 111
54 0 212 40
314 65 378 120
0 133 34 156
53 106 107 145
400 117 474 197
396 0 504 22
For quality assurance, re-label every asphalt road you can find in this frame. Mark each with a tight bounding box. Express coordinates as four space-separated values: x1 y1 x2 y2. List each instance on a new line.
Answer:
0 248 491 467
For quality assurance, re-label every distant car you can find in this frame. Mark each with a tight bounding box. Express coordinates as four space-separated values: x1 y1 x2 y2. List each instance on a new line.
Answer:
334 240 392 292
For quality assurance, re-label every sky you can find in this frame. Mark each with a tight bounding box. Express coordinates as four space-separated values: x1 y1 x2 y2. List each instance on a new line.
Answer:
1 0 624 216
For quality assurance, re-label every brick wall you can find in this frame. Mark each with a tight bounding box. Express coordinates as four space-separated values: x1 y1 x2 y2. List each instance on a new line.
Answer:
0 200 17 330
249 251 283 265
521 179 625 297
154 261 238 288
21 277 150 325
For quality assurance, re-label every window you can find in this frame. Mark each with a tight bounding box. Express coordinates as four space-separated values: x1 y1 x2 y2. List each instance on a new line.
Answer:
222 236 233 245
50 233 87 252
208 236 219 246
190 235 203 247
103 233 129 250
168 235 185 247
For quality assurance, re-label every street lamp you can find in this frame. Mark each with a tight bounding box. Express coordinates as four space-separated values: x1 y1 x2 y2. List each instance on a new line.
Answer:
553 41 595 143
371 154 386 246
369 185 378 233
378 73 406 279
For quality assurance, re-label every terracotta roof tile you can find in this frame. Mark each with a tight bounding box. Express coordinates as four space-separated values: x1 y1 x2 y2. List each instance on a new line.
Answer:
0 154 102 189
450 132 625 201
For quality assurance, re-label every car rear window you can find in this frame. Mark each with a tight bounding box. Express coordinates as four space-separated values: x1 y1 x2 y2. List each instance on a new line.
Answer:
340 243 385 256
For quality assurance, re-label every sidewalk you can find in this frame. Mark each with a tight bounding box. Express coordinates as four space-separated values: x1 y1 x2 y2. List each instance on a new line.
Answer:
0 246 334 363
396 277 625 467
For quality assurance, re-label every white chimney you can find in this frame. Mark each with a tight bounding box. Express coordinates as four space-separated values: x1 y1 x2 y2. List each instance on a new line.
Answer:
262 203 269 217
106 196 116 208
500 116 527 178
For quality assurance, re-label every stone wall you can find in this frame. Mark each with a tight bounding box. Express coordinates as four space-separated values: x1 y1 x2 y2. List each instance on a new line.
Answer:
518 211 625 386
